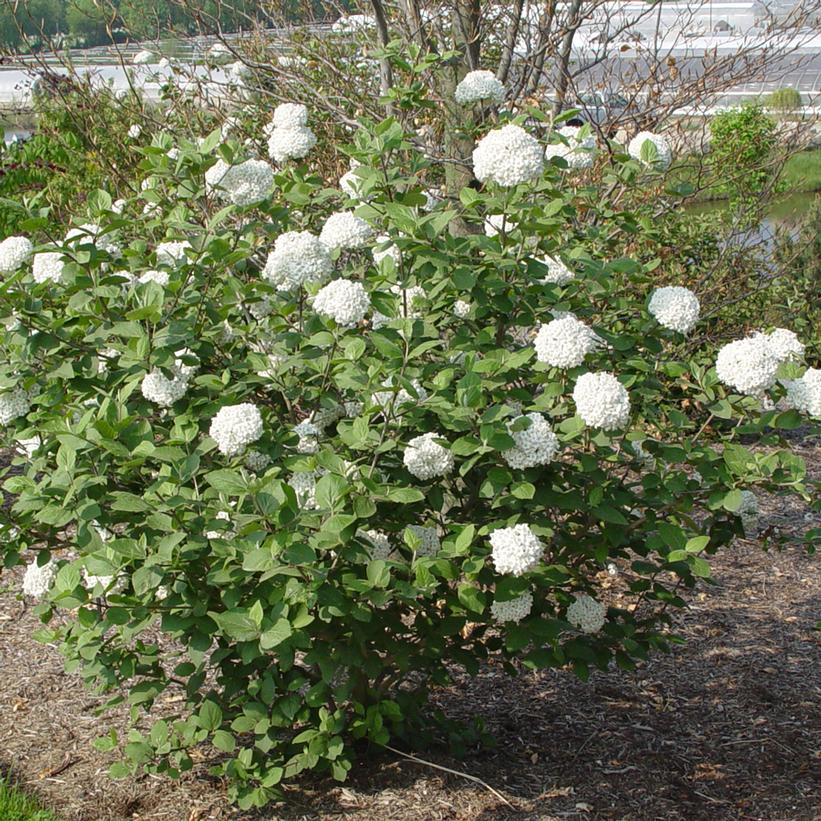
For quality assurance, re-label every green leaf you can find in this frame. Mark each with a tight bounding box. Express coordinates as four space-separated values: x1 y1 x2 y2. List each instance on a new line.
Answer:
457 584 486 615
212 729 236 753
260 618 293 649
366 559 390 589
198 700 223 731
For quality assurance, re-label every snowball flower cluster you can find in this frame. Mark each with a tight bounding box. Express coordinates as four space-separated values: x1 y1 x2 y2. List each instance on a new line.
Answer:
209 403 264 457
0 236 33 274
263 231 333 291
372 378 428 412
140 357 194 406
648 286 700 334
22 558 58 599
473 124 545 187
628 131 672 170
535 315 601 368
267 103 316 163
358 529 393 561
293 420 320 454
65 223 119 255
155 240 191 266
313 278 370 327
489 524 545 576
545 126 596 170
128 124 142 139
32 252 65 284
319 211 374 250
715 334 781 396
453 299 471 318
502 412 560 469
566 594 607 633
205 158 274 206
403 432 454 480
372 235 401 265
785 368 821 417
491 591 533 623
132 49 154 65
406 525 440 557
244 449 271 472
539 255 574 285
137 270 169 287
573 372 631 430
764 328 805 361
289 471 318 509
454 69 505 105
0 387 30 425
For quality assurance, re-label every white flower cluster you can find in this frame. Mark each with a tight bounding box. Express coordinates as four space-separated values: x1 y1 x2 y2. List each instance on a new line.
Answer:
628 131 672 170
785 368 821 417
473 124 544 187
566 594 606 633
319 211 374 250
715 334 781 396
140 351 197 408
738 489 760 537
372 378 428 412
137 270 169 287
263 231 332 291
133 49 154 65
539 255 574 285
491 591 533 623
32 251 65 284
244 449 271 472
0 236 33 274
206 510 234 539
545 126 596 170
453 299 471 318
205 158 274 206
406 525 440 557
332 13 376 33
764 328 805 361
65 223 120 256
358 529 393 561
535 315 601 369
372 235 401 266
403 432 454 480
372 285 426 329
289 471 318 509
128 124 142 139
22 558 58 599
209 402 264 457
155 240 191 266
454 70 506 105
502 413 559 469
313 278 370 327
573 372 631 430
0 387 30 426
490 524 545 576
293 420 320 454
340 169 364 199
648 286 700 334
267 103 316 163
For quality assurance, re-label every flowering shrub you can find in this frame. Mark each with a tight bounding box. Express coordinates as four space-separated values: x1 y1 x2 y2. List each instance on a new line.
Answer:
0 110 816 810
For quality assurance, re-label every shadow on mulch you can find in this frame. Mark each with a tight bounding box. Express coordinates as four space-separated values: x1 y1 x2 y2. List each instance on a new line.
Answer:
0 445 818 821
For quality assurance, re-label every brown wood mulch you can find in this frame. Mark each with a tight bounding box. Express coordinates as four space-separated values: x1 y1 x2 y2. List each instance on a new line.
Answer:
0 442 818 821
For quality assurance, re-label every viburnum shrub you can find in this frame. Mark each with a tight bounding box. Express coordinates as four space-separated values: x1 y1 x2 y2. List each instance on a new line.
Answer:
0 110 816 809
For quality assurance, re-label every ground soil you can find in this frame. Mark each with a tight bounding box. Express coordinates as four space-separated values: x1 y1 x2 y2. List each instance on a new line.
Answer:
1 442 818 821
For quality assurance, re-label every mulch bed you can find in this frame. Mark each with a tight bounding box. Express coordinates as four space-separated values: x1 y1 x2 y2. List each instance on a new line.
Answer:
0 441 818 821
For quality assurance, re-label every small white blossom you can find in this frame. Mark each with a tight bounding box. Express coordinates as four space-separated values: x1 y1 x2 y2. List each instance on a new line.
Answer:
138 270 169 287
648 286 700 334
32 252 65 284
455 69 505 105
319 211 374 250
573 372 631 430
764 328 805 362
244 449 271 472
267 125 317 163
0 387 30 425
0 236 33 274
127 124 142 139
22 558 58 599
784 368 821 417
156 240 191 266
491 591 533 623
535 315 601 368
313 279 370 327
453 300 471 318
290 471 318 509
403 432 454 480
628 131 672 170
538 255 574 286
566 594 606 633
262 230 333 291
205 158 274 206
209 403 264 457
473 124 544 187
716 335 781 396
358 529 393 560
406 525 440 557
502 413 560 469
489 524 545 576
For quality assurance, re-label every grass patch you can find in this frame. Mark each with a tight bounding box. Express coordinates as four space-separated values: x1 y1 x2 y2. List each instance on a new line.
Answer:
781 149 821 193
0 777 61 821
